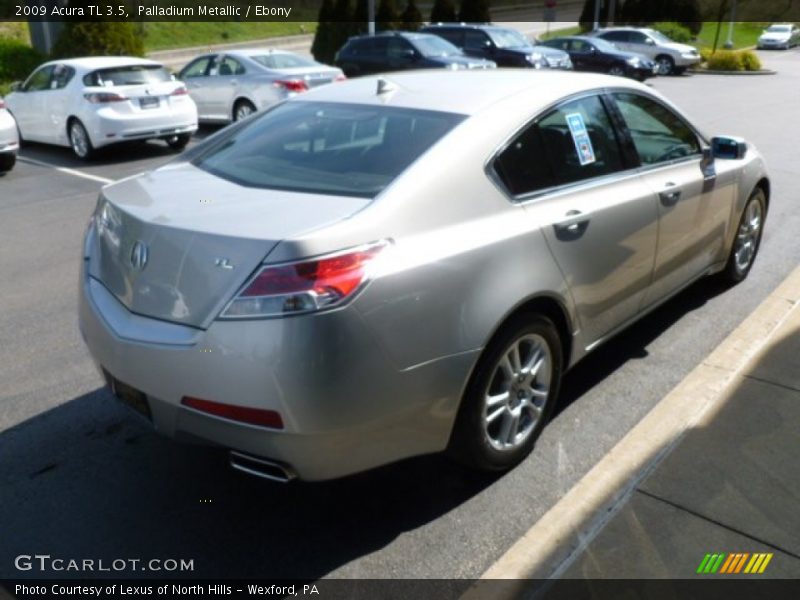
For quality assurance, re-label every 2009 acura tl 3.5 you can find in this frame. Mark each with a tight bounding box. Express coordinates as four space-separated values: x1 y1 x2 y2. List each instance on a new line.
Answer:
79 70 769 482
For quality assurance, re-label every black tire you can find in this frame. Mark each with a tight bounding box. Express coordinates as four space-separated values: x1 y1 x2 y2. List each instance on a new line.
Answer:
608 64 626 77
232 99 256 122
655 54 675 75
68 119 94 160
0 153 15 172
448 313 563 472
674 66 688 75
720 187 766 283
166 133 191 151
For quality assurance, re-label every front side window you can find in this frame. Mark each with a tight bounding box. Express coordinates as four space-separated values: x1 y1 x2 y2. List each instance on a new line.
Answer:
494 95 625 196
464 30 491 50
413 36 461 57
488 29 530 49
194 101 465 198
52 65 75 89
613 93 701 166
600 31 629 42
24 66 54 91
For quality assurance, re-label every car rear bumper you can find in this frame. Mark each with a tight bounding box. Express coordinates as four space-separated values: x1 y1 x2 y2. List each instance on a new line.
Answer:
85 103 198 147
78 260 475 480
0 141 18 154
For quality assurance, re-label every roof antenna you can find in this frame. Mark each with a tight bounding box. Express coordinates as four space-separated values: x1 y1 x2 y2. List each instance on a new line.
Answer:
376 77 398 95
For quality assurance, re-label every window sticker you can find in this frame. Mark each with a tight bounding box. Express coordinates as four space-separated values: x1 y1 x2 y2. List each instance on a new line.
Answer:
565 112 596 166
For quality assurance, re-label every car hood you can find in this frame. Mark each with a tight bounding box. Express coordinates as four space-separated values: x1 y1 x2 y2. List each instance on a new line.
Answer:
88 162 371 328
760 32 790 40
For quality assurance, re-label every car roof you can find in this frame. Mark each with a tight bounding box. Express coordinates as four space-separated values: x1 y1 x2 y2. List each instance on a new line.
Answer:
424 23 510 32
225 48 296 58
44 56 162 71
350 31 440 42
295 69 647 116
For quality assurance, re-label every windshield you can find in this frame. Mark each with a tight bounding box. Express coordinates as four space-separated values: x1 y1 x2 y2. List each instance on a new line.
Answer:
647 30 674 43
590 38 622 53
193 101 465 198
488 29 531 49
412 36 462 57
766 25 791 32
250 53 318 69
84 65 172 87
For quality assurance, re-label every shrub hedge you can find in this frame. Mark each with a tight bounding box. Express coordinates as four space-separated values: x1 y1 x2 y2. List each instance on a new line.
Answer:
0 38 45 85
706 49 762 71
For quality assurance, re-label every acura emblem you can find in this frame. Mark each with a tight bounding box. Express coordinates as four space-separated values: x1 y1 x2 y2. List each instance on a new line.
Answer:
130 241 149 271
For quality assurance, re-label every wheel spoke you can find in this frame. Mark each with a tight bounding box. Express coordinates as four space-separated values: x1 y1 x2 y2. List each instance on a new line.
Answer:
486 391 510 407
509 345 522 375
486 406 506 424
500 411 520 445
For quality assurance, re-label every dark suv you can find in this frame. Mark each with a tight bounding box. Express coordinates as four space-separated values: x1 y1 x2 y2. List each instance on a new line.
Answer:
335 32 496 77
420 23 572 69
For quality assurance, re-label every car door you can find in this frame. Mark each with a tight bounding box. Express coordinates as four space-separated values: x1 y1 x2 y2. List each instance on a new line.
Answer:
42 64 75 145
463 30 493 60
600 30 632 52
386 37 419 71
570 40 604 72
626 31 657 60
179 55 215 119
204 55 246 120
9 65 54 141
610 92 732 307
493 93 659 345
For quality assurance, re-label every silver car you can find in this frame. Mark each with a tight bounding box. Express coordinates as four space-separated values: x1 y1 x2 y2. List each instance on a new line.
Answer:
178 49 345 123
591 27 702 75
757 24 800 49
79 70 769 482
0 97 19 173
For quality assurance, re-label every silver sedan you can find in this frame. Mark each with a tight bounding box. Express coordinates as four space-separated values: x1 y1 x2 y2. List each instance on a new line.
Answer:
178 49 345 123
79 70 769 481
0 97 20 173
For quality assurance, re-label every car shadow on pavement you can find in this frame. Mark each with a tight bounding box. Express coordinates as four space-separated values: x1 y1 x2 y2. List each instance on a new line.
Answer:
554 275 733 417
0 385 499 580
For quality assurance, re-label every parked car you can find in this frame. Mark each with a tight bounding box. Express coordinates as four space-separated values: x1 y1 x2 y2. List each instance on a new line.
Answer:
590 27 701 75
178 49 345 123
420 23 572 69
0 97 19 173
757 24 800 49
79 70 769 482
541 36 656 80
335 31 496 77
4 57 197 160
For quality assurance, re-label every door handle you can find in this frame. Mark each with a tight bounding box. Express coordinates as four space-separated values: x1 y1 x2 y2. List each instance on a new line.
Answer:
659 183 682 206
553 210 590 238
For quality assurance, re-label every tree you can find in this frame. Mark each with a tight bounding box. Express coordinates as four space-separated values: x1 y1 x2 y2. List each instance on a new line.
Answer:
430 0 457 23
401 0 424 30
458 0 491 23
330 0 355 57
618 0 702 35
311 0 337 64
579 0 609 31
376 0 400 31
51 21 143 58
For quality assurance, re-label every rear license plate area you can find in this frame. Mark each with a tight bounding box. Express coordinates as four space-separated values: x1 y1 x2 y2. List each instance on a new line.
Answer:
139 97 160 109
107 373 152 421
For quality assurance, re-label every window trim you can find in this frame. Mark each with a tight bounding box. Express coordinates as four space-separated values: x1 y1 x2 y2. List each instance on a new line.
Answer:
485 88 635 203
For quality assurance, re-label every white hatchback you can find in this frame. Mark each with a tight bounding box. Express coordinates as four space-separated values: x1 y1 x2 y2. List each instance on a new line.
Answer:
0 97 19 173
5 56 198 159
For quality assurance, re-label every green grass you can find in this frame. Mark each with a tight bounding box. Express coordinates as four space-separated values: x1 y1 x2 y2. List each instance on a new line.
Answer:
142 22 317 52
0 22 30 43
694 22 771 51
538 25 583 41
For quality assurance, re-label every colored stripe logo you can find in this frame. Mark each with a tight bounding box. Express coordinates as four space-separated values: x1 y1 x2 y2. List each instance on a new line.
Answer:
696 552 773 574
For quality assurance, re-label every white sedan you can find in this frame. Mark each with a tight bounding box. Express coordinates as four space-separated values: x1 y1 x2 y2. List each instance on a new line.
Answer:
5 57 198 159
0 97 19 173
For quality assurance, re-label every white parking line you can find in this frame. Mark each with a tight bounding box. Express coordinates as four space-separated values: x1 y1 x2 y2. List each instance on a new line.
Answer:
18 156 114 185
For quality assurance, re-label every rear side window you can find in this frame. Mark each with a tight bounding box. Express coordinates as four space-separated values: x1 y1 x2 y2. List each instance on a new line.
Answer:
494 95 625 196
612 93 701 166
194 101 465 198
83 65 172 87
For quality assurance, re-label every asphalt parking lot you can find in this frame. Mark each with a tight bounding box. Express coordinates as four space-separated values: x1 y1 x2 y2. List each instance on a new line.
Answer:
2 47 799 580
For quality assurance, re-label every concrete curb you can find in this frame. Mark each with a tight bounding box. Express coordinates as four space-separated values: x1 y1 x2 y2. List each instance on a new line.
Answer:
463 265 800 597
693 69 777 76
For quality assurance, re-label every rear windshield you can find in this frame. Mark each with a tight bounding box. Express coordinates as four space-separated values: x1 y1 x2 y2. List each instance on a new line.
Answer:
250 53 318 69
193 101 465 198
83 65 172 87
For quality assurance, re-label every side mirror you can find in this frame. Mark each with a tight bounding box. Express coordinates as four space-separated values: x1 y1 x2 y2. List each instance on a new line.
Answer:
711 136 747 160
10 81 22 92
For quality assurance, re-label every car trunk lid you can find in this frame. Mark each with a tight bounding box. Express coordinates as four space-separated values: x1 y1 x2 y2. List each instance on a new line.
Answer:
89 162 371 329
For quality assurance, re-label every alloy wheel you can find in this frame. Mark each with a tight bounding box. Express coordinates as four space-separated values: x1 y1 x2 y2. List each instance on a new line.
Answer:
234 102 255 122
483 334 552 452
70 122 90 158
733 196 764 274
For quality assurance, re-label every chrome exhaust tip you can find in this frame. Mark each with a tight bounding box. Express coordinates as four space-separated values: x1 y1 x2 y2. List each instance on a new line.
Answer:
229 450 296 483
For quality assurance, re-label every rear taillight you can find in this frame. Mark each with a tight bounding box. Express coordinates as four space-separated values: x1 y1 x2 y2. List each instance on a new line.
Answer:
0 99 6 109
84 92 127 103
220 241 388 319
171 85 189 96
181 396 284 429
273 79 308 93
334 74 347 82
